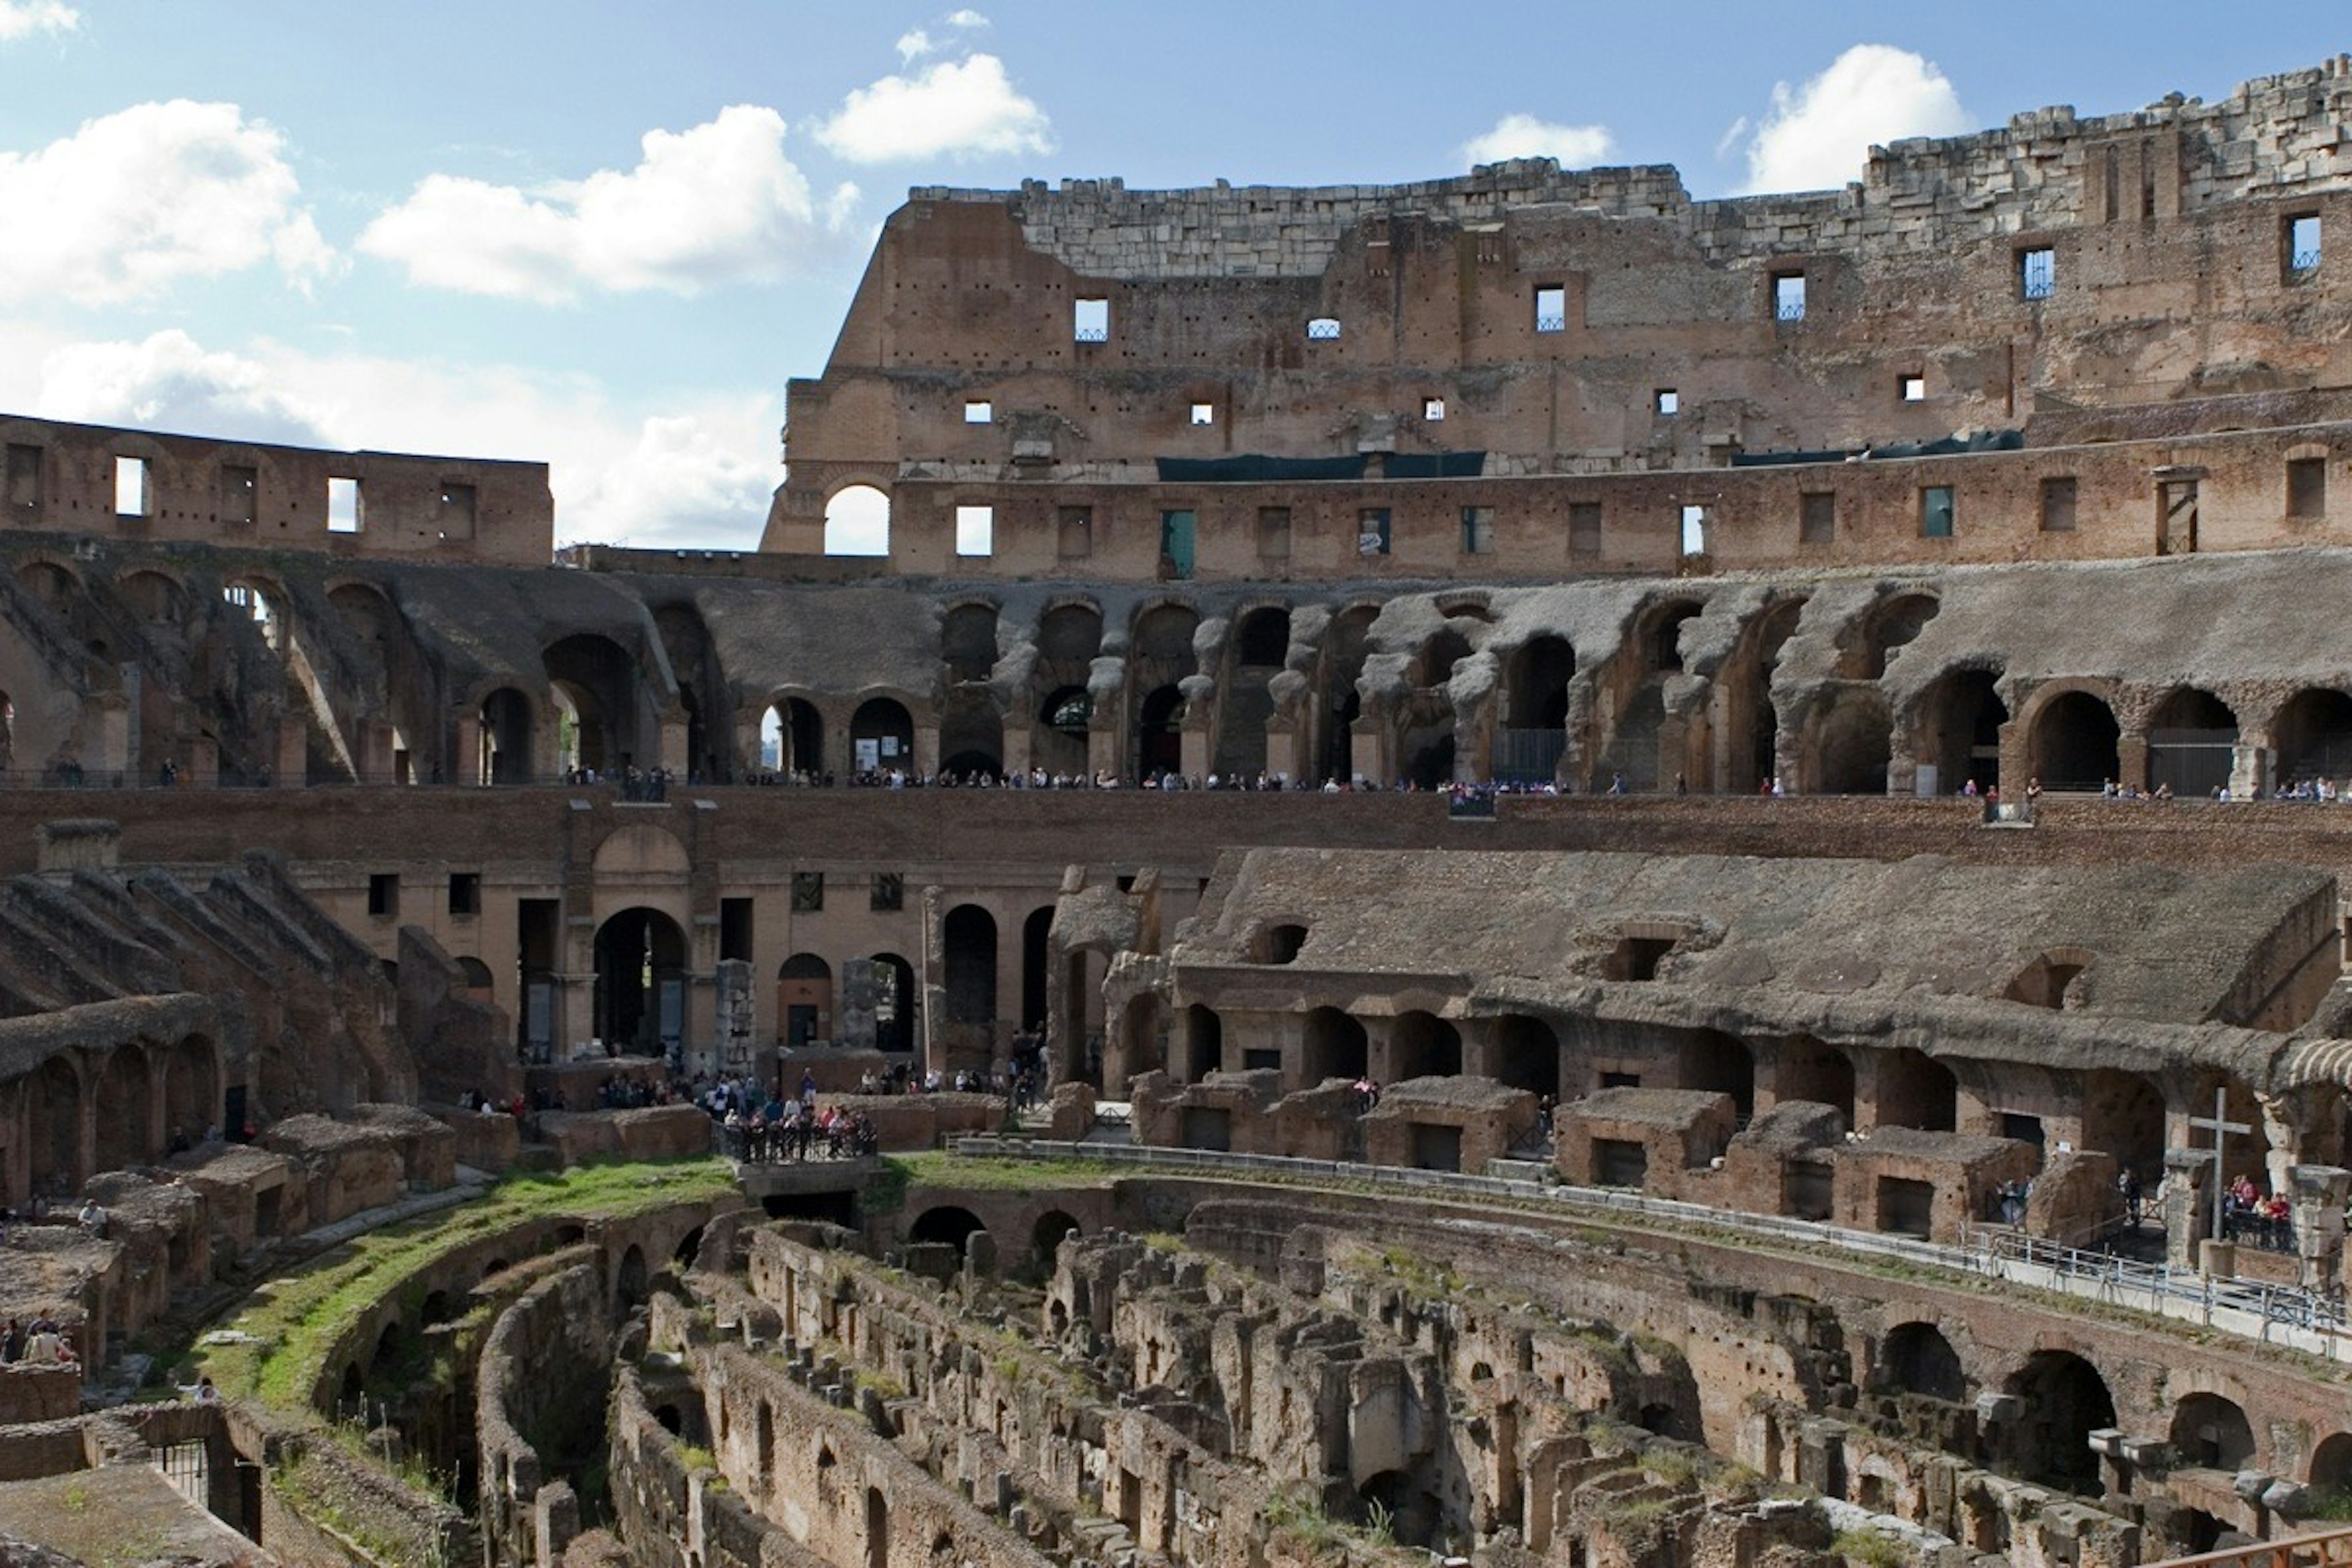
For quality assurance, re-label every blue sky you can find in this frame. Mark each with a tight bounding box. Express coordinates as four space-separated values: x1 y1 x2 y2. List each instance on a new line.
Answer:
0 2 2343 548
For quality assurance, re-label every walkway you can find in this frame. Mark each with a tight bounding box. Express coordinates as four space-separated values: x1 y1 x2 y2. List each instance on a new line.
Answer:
949 1137 2352 1362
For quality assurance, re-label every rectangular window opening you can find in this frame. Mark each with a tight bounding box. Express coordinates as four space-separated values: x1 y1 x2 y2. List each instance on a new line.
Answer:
1921 484 1956 538
1654 388 1679 416
1189 402 1215 426
1357 507 1392 557
1460 505 1494 555
221 465 257 526
1899 374 1926 402
1057 505 1091 559
4 445 40 514
437 481 477 540
327 476 361 534
1073 296 1109 342
1423 396 1446 421
448 872 481 917
1256 505 1292 559
1773 271 1807 322
791 871 824 912
871 872 904 913
963 399 993 424
1799 491 1836 545
114 455 149 518
719 897 754 963
1532 285 1566 333
2019 246 2056 301
1569 502 1602 560
2288 213 2323 278
2289 457 2328 521
954 503 994 557
2040 476 2078 533
366 873 399 919
1679 504 1711 557
1159 508 1197 579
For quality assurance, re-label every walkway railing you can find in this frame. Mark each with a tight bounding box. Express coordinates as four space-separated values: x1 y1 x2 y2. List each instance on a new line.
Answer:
2137 1525 2352 1568
948 1138 2352 1360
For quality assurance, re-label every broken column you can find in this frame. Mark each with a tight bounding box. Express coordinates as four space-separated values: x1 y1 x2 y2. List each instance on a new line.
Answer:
2163 1147 2213 1272
2293 1164 2352 1291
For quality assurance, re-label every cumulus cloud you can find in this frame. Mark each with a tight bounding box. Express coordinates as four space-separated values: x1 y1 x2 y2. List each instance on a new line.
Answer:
895 27 934 62
0 1 76 42
0 100 333 306
816 53 1052 164
11 327 781 547
944 9 987 28
1461 113 1615 170
1738 44 1970 194
358 105 858 304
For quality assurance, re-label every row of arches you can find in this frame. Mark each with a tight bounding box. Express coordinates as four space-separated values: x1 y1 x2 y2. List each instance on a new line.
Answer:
17 1033 222 1195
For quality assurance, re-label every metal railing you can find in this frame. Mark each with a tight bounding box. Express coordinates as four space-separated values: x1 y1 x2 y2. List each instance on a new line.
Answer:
2139 1523 2352 1568
949 1138 2352 1357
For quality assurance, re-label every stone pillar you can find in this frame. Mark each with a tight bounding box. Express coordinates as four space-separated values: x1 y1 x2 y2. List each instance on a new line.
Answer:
837 959 878 1052
1264 714 1298 784
1087 719 1118 782
2292 1164 2351 1291
658 712 689 774
1459 1020 1498 1082
913 722 940 779
1350 714 1384 786
453 712 481 786
713 959 755 1079
2117 732 2150 793
1000 722 1032 780
2234 743 2271 799
186 733 219 788
1178 718 1210 781
2163 1147 2213 1270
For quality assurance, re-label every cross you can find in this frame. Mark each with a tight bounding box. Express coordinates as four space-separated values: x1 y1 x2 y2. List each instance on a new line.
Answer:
2188 1085 2253 1244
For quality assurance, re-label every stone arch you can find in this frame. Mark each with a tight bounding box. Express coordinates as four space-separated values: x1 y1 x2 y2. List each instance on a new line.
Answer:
824 483 891 557
908 1205 986 1253
850 695 916 777
2005 946 2093 1010
454 956 494 992
592 823 692 880
1390 1011 1461 1081
1019 907 1053 1034
1874 1322 1966 1401
162 1034 219 1147
942 904 998 1066
1493 1014 1559 1099
651 600 725 783
2024 685 2121 792
17 557 80 606
615 1243 648 1311
2273 688 2352 786
115 567 186 624
1775 1037 1855 1124
1727 597 1807 794
1420 627 1474 688
1032 1209 1080 1265
1875 1047 1957 1131
1251 922 1310 965
592 907 689 1054
1304 1007 1368 1084
2309 1431 2352 1490
2170 1391 2256 1471
1184 1003 1223 1077
1640 600 1704 675
761 693 826 777
777 953 832 1050
871 951 916 1055
1134 684 1185 780
2000 1351 2116 1493
938 696 1003 779
865 1485 890 1568
1036 685 1092 777
1807 687 1892 795
941 601 1000 682
477 684 538 785
2146 686 2239 796
28 1056 80 1193
1911 666 2006 794
1115 992 1165 1088
1839 591 1940 680
2082 1069 2165 1179
544 632 646 775
1679 1030 1754 1118
1318 605 1379 785
93 1044 151 1173
1217 605 1291 778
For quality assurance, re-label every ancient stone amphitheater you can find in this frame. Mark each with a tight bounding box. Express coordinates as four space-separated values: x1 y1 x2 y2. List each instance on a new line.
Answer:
12 54 2352 1568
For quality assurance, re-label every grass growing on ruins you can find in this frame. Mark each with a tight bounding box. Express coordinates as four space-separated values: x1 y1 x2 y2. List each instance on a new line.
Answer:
195 1157 735 1411
885 1150 1121 1193
1833 1527 1912 1568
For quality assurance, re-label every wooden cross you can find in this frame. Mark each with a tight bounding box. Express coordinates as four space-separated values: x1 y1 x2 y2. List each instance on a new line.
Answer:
2188 1085 2253 1242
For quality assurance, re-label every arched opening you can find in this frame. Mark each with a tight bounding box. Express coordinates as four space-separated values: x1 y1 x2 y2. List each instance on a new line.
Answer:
1493 1014 1559 1099
942 905 998 1068
478 687 535 785
673 1225 706 1268
615 1243 648 1311
1303 1008 1368 1084
1398 709 1455 790
1036 687 1092 777
1218 606 1291 778
2082 1069 2165 1191
369 1320 409 1385
1390 1011 1461 1082
1679 1030 1755 1118
871 952 916 1054
2147 687 2239 796
2002 1351 2116 1493
2274 688 2352 788
1117 993 1165 1087
1061 947 1107 1088
2007 949 2090 1009
592 907 689 1055
162 1036 217 1147
761 696 824 778
1185 1004 1224 1079
756 1401 775 1488
938 697 1003 780
1253 924 1309 965
850 697 914 778
1020 907 1052 1033
1422 628 1473 688
2309 1431 2352 1493
1355 1469 1439 1550
1032 1210 1080 1266
28 1058 80 1193
94 1046 151 1172
2171 1393 2256 1472
1319 606 1378 784
1498 635 1574 784
1843 592 1940 680
824 484 891 557
1811 688 1893 795
908 1205 986 1254
1774 1038 1854 1125
653 601 725 783
545 633 643 776
865 1484 890 1568
1135 685 1184 781
1646 601 1703 674
654 1403 682 1435
941 603 999 682
1733 598 1806 793
1875 1322 1966 1402
2029 690 2121 793
777 953 832 1050
1875 1048 1957 1131
1915 668 2006 795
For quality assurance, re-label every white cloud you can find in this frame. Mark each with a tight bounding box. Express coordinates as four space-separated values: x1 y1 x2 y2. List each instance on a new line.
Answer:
895 26 934 62
7 326 778 548
0 1 76 42
1461 114 1615 170
358 105 858 304
816 53 1052 164
944 9 987 27
1738 44 1970 194
0 100 333 306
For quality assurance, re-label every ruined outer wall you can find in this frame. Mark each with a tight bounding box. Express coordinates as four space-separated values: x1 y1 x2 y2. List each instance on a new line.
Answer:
0 414 552 565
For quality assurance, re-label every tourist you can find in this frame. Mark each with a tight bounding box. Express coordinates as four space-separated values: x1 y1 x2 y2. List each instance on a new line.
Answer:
77 1197 105 1238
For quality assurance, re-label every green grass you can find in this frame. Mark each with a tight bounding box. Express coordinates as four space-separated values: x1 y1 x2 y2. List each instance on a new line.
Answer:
1833 1527 1911 1568
887 1152 1121 1192
194 1158 735 1411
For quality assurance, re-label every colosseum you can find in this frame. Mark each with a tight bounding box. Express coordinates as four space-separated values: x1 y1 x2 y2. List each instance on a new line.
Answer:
7 53 2352 1568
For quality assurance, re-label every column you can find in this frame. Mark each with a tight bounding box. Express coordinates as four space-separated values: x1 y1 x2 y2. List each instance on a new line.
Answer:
2163 1147 2213 1272
2292 1164 2350 1291
453 712 481 786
